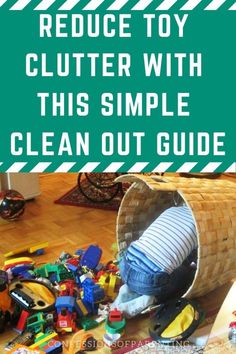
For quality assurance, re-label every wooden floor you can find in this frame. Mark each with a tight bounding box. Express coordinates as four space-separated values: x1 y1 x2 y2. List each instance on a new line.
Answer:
0 173 235 352
0 173 117 265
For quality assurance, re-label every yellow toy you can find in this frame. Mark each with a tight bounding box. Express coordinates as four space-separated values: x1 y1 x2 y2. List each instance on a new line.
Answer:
3 257 35 271
98 274 109 292
29 331 58 349
4 242 49 257
107 274 120 300
98 273 120 300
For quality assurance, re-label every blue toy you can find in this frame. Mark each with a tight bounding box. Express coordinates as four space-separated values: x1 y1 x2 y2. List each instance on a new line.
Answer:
55 296 80 315
82 278 105 313
75 249 84 257
80 245 102 270
42 339 63 353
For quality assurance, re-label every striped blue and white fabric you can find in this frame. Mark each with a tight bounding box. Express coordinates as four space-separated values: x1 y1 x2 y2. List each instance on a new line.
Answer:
126 205 198 274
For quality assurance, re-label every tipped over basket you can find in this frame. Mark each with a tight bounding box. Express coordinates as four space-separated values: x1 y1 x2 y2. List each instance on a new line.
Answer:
115 174 236 298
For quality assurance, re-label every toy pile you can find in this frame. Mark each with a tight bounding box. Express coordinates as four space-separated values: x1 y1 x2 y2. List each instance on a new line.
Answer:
0 245 125 353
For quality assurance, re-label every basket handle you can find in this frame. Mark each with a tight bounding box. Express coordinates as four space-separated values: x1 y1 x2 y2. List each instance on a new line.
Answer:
115 174 177 192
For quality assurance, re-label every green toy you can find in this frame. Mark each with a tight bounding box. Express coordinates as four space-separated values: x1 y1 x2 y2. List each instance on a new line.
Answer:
80 317 99 331
27 313 46 334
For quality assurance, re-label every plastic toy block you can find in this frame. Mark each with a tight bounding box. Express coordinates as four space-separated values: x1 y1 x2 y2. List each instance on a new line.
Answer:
58 251 73 262
94 263 104 273
109 309 123 322
80 317 99 331
80 245 102 270
58 280 76 297
55 296 76 314
15 310 30 333
76 299 89 316
65 263 77 273
107 274 120 300
3 257 34 271
40 338 63 353
35 249 44 256
98 274 109 291
75 249 84 257
35 263 73 283
18 270 35 279
105 309 126 335
26 313 46 334
11 264 34 276
29 331 58 349
82 278 105 305
80 272 93 283
4 242 48 258
65 258 80 267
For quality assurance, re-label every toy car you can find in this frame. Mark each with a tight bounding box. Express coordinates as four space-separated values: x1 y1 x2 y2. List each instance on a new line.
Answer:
56 308 77 333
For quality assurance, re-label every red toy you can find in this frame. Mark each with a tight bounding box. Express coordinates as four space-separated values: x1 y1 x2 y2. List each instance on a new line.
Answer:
105 261 119 273
109 309 123 322
66 258 80 267
56 308 77 334
59 280 77 297
15 310 30 333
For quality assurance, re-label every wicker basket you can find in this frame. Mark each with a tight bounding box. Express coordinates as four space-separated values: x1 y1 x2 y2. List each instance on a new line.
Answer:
115 174 236 298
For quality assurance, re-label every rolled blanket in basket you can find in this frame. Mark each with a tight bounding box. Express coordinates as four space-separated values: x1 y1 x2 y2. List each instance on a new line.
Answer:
126 205 197 274
118 205 198 308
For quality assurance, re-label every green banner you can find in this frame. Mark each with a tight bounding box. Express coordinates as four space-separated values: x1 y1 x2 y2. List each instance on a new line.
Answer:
0 1 235 172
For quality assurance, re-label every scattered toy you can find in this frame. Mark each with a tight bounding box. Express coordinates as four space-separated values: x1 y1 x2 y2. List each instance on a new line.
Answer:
105 308 126 335
9 279 56 312
4 242 49 258
1 244 124 353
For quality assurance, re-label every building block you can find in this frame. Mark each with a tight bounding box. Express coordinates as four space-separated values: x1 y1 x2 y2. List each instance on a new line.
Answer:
76 299 89 317
65 257 80 267
11 264 34 276
58 280 76 297
55 296 77 314
109 309 123 322
15 310 30 333
105 309 126 335
82 279 105 302
40 338 63 353
107 274 120 300
98 273 120 300
80 317 99 331
4 242 49 258
75 249 84 257
98 274 109 292
80 272 93 284
65 263 77 273
26 312 46 334
35 263 74 283
3 257 34 271
29 331 58 349
35 249 44 256
82 278 105 314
